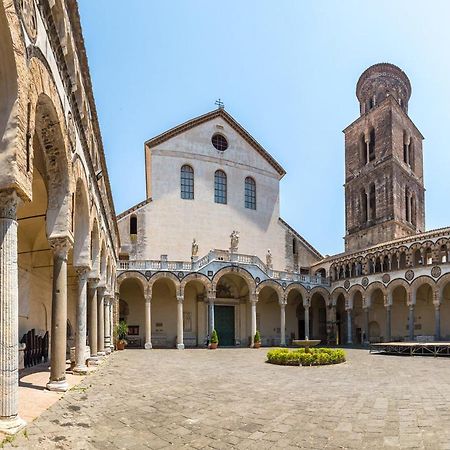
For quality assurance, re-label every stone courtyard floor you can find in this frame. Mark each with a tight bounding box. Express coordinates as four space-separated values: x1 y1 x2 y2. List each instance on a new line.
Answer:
4 347 450 449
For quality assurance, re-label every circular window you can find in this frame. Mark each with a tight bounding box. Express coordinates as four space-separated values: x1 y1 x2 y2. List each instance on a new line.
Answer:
212 134 228 151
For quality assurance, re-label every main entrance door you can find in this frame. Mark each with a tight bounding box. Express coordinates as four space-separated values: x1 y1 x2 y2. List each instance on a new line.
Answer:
214 305 235 346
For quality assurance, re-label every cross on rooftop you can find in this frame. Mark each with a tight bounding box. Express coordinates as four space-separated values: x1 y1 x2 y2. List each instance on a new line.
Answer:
215 98 224 109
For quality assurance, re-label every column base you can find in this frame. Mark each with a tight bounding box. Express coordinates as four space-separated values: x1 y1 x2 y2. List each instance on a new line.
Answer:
73 364 89 375
88 356 100 366
97 351 106 357
104 347 111 355
46 379 69 392
0 415 26 435
176 343 185 350
109 344 114 352
144 342 153 349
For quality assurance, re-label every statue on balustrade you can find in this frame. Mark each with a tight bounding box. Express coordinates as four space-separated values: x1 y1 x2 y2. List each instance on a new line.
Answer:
230 230 239 253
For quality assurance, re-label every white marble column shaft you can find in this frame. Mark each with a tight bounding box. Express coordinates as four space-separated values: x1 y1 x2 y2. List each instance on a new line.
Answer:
250 300 257 347
104 297 111 354
304 305 310 340
144 294 152 349
177 296 184 349
74 267 90 374
88 283 98 356
0 190 26 433
280 303 286 346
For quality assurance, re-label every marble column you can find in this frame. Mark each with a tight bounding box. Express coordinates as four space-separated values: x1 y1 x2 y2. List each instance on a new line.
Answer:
346 308 352 344
250 298 257 347
73 267 90 374
88 282 98 358
144 293 152 349
208 297 215 335
97 287 106 356
104 297 111 355
304 303 310 340
385 305 392 342
363 308 370 344
0 190 26 434
109 298 115 352
280 303 286 346
434 304 441 341
47 235 72 392
408 304 415 341
176 295 184 349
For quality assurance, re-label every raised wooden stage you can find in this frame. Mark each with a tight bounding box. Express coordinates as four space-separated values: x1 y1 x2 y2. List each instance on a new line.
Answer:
370 342 450 357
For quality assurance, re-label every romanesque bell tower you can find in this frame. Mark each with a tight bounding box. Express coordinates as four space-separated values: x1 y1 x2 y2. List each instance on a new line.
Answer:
344 63 425 252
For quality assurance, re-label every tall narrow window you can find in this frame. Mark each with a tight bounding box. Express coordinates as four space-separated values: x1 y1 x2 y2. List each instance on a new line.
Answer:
130 215 137 235
292 237 297 255
244 177 256 210
181 165 194 199
405 188 410 222
368 128 375 161
403 132 409 164
409 140 414 171
361 188 368 224
369 183 376 221
411 194 417 226
360 134 367 166
214 170 227 204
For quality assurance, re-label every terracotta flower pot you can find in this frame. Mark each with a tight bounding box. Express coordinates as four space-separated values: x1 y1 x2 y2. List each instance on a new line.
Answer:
209 342 218 349
253 342 261 348
117 341 126 350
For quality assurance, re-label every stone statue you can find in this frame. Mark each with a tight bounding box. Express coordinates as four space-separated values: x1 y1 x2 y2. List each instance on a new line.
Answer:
230 230 239 252
266 249 273 269
191 238 199 257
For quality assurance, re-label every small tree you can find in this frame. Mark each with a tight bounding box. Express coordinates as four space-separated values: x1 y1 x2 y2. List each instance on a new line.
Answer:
210 329 219 344
254 330 261 343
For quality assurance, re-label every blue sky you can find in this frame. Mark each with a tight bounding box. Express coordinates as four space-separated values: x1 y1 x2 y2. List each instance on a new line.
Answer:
78 0 450 256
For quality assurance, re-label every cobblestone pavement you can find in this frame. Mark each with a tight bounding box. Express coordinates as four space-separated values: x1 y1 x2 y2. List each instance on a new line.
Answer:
5 347 450 449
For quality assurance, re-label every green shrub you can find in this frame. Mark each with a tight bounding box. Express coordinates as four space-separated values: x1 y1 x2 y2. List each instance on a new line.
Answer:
254 330 261 343
210 329 219 344
266 348 346 366
115 321 128 342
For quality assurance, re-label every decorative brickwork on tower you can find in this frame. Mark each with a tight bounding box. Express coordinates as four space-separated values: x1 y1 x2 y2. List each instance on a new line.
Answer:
344 63 425 252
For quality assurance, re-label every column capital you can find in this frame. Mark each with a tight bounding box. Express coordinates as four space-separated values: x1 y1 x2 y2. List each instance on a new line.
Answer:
88 277 100 288
0 189 19 219
249 294 258 305
75 266 90 279
303 296 310 308
177 295 184 303
279 301 286 308
49 235 73 260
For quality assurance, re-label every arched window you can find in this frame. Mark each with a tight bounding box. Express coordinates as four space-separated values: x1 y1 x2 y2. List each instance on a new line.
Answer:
244 177 256 210
214 170 227 204
129 215 137 235
181 165 194 200
405 188 410 222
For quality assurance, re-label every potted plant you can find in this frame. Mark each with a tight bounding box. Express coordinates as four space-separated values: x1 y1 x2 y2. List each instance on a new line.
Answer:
209 329 219 349
253 330 261 348
115 321 128 350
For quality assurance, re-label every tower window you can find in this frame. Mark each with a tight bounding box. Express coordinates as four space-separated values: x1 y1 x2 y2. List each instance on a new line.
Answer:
360 134 367 166
405 188 410 222
292 237 297 255
411 194 417 226
244 176 256 210
361 188 368 224
181 165 194 199
130 215 137 236
212 134 228 151
369 183 376 221
368 128 375 161
214 170 227 204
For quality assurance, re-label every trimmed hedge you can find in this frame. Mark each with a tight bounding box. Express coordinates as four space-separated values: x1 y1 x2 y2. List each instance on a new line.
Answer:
266 347 346 366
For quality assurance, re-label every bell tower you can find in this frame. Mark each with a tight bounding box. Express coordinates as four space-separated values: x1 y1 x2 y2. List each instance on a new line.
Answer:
344 63 425 252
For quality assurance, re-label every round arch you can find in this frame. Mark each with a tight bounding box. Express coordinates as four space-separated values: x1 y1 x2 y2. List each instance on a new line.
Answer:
148 271 181 295
180 273 212 296
211 266 256 296
256 280 284 303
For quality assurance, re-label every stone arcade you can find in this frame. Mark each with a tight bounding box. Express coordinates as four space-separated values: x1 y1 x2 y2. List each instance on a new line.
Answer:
2 0 450 437
0 0 118 434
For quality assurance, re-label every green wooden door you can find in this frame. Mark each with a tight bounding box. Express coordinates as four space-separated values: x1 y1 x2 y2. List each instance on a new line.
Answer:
214 305 235 346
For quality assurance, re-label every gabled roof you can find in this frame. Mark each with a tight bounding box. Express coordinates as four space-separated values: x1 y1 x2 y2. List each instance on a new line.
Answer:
278 218 323 260
145 108 286 177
